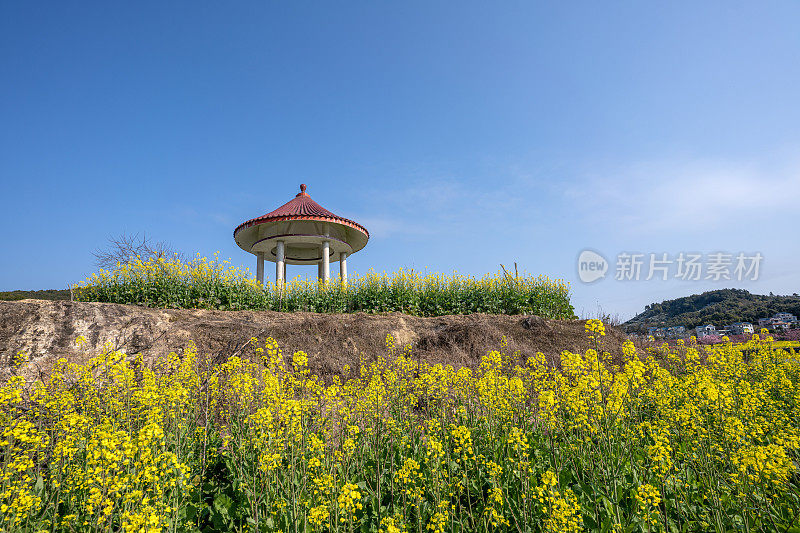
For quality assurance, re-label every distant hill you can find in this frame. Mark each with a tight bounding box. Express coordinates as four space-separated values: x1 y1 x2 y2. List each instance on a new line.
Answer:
0 289 71 301
624 289 800 332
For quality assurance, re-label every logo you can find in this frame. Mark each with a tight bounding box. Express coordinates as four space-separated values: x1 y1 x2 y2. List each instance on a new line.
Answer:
577 249 608 283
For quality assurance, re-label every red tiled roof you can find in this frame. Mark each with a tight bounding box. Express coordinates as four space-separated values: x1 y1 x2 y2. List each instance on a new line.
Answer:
234 184 369 238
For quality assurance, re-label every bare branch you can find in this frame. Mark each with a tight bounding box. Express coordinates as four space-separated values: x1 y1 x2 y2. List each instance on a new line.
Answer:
92 232 183 271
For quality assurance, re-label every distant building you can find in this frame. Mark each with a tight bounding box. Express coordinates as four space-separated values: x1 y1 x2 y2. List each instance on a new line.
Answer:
666 326 686 339
773 312 797 323
728 322 754 335
647 326 685 339
695 324 716 338
758 313 798 332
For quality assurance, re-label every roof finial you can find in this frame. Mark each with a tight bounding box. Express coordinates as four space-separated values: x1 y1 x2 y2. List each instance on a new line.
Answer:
300 183 307 193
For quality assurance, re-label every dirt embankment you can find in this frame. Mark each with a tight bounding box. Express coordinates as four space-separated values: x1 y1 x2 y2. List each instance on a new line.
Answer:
0 300 629 381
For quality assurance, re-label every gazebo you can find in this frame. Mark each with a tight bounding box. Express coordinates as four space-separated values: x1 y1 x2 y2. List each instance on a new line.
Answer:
233 184 369 285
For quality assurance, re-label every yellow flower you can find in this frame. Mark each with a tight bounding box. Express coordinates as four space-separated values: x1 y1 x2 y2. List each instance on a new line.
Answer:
585 319 606 338
635 484 661 526
337 482 363 521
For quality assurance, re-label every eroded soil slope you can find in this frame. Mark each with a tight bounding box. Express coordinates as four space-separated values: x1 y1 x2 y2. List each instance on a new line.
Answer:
0 300 627 381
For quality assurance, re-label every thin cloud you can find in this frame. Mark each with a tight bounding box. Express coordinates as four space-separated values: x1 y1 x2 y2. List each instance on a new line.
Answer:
567 155 800 233
348 215 436 239
357 175 536 239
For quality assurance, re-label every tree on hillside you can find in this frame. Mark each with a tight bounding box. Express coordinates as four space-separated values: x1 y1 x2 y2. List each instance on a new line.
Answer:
93 232 183 271
624 288 800 331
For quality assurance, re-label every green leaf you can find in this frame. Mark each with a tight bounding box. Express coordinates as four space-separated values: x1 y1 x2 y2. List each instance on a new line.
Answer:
213 493 233 515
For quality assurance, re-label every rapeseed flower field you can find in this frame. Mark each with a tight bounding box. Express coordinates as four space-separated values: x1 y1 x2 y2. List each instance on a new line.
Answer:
71 255 574 319
2 324 799 531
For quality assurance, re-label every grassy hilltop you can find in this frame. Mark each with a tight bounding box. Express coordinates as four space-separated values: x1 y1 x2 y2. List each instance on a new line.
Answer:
0 289 70 301
71 256 575 319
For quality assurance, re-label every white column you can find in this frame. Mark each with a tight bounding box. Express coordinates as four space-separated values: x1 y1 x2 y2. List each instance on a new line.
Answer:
256 252 264 284
339 251 348 285
276 240 285 286
322 241 330 283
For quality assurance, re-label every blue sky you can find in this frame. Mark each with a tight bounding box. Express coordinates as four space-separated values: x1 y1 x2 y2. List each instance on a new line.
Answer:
2 1 799 319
